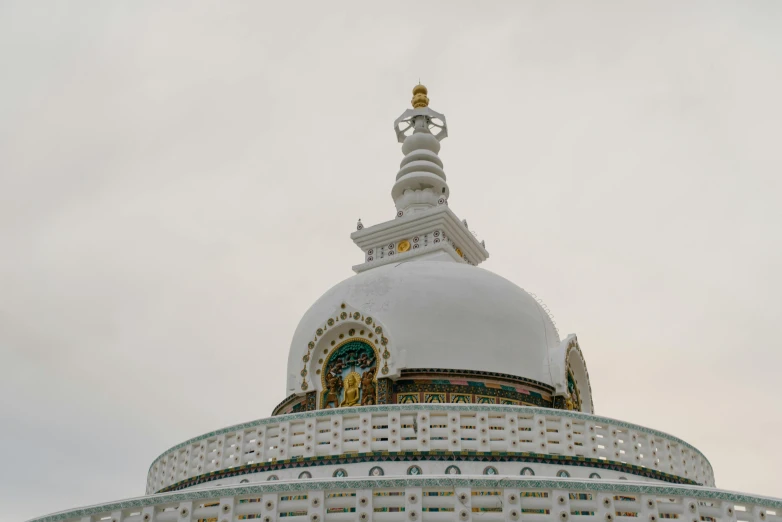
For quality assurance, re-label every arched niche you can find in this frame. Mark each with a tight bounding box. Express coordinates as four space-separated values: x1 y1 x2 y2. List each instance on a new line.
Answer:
296 303 396 409
549 334 594 414
320 339 379 409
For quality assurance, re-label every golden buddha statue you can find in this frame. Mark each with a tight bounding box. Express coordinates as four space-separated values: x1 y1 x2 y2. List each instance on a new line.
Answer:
340 372 361 407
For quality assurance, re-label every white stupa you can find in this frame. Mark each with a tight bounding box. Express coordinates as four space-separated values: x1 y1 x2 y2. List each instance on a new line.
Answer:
30 85 780 522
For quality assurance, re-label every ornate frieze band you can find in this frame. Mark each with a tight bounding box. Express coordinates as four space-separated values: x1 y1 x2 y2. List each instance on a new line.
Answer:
147 404 714 494
154 449 700 493
30 477 782 522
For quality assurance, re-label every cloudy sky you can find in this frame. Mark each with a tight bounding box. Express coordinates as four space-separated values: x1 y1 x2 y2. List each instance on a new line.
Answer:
2 1 781 520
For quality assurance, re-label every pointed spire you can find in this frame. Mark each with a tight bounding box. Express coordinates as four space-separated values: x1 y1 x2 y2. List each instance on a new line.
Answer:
391 85 449 217
349 84 488 273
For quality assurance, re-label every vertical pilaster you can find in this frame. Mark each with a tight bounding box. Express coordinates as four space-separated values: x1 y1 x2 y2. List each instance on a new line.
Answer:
329 415 343 455
562 418 575 456
304 419 316 457
506 413 519 451
504 488 521 521
359 413 372 452
684 497 701 522
406 486 422 522
219 496 236 522
215 435 226 470
308 490 324 522
417 411 430 451
278 421 290 460
388 412 401 451
585 422 599 458
235 432 246 467
477 412 490 452
455 487 472 522
356 488 373 521
177 501 193 522
255 427 267 464
141 506 156 522
534 415 549 453
262 493 278 522
449 412 462 452
553 490 572 522
640 495 660 522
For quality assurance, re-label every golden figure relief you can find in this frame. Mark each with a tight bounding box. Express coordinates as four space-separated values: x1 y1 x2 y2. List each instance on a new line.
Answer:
397 240 411 253
340 372 361 407
320 339 379 409
361 367 377 405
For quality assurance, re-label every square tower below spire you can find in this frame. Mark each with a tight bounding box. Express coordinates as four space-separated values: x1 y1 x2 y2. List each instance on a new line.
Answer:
350 205 489 273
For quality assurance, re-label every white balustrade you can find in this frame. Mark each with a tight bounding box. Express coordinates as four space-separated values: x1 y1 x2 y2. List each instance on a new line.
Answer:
32 478 779 522
146 405 715 494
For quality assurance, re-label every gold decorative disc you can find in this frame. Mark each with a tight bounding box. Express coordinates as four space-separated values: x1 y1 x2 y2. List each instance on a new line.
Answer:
397 240 411 252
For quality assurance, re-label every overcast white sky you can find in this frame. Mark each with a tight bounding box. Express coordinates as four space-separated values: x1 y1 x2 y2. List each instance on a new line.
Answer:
1 1 781 521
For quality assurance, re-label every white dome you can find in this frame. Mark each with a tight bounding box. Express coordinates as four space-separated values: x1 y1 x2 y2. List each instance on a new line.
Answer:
286 259 561 395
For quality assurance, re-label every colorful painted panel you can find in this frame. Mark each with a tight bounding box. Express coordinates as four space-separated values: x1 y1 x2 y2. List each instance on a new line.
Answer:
398 393 419 404
393 378 551 407
377 378 392 405
451 394 471 404
424 393 445 404
476 395 496 405
321 340 377 409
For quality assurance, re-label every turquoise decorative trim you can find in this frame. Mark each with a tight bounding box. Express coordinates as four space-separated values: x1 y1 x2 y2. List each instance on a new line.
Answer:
30 477 782 522
148 404 713 479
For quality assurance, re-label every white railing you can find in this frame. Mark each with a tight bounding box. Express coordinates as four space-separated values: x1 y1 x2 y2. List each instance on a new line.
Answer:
32 477 779 522
146 405 714 494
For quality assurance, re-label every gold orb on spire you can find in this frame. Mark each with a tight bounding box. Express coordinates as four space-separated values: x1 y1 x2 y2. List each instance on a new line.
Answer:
411 84 429 108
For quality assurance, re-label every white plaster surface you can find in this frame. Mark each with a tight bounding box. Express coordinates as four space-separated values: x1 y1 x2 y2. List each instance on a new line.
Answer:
287 260 560 394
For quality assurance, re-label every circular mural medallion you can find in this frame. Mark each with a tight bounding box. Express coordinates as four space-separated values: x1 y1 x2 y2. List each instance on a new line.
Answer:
483 466 498 475
369 466 384 477
333 468 348 478
445 465 461 475
267 475 279 481
521 467 535 476
557 470 570 478
407 465 422 476
589 472 601 479
298 471 312 479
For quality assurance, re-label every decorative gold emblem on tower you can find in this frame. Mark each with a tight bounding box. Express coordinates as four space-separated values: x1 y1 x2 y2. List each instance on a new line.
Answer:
397 239 411 252
411 84 429 108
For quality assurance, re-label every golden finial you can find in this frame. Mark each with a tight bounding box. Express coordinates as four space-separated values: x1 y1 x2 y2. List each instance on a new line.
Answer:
411 84 429 108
